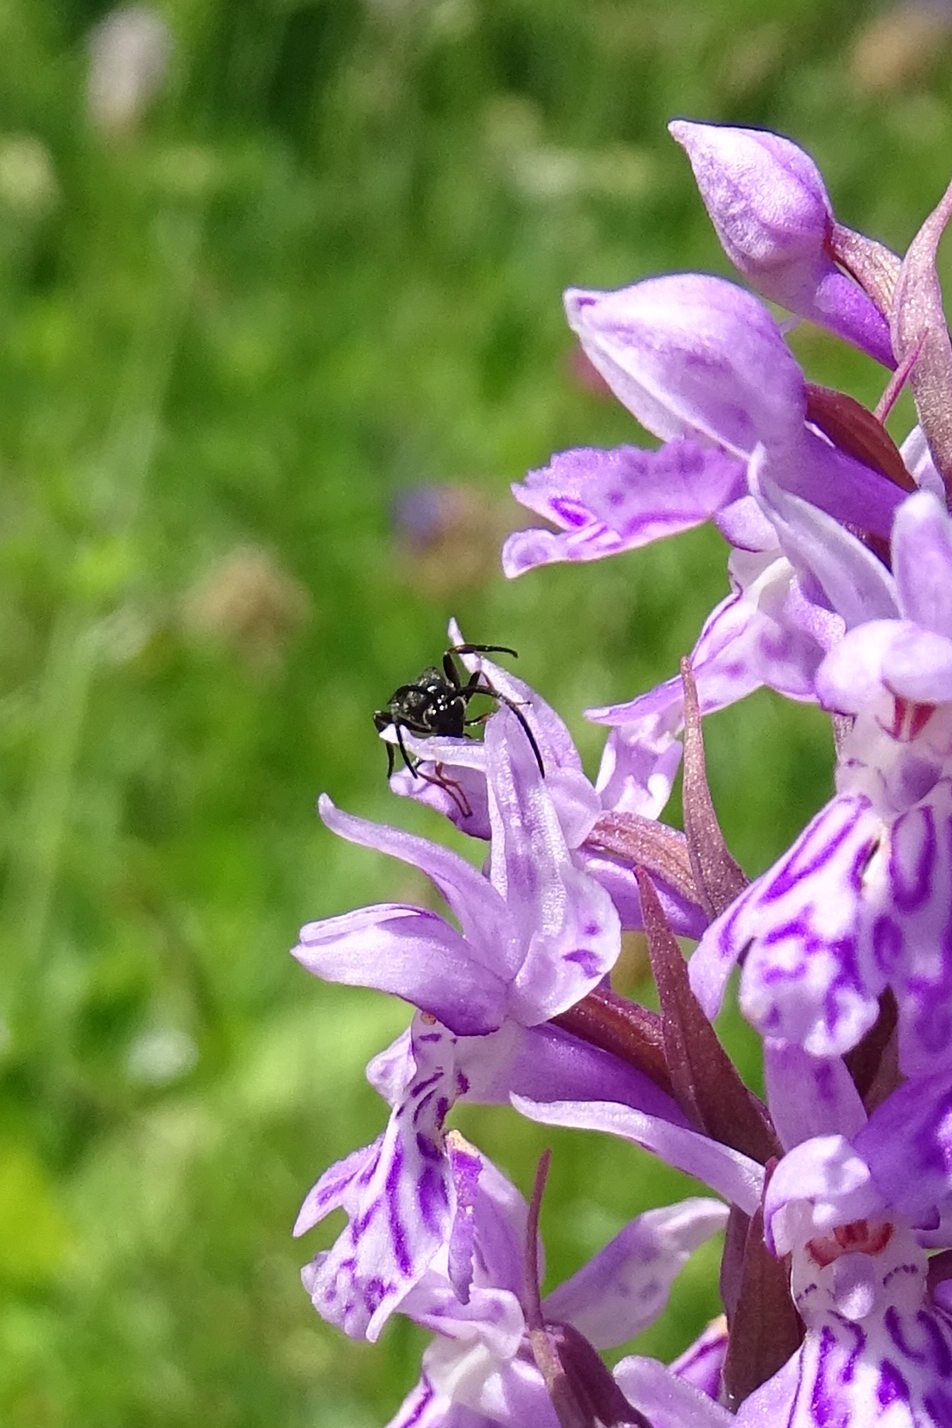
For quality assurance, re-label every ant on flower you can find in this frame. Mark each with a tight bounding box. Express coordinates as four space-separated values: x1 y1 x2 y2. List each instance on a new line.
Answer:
373 643 544 816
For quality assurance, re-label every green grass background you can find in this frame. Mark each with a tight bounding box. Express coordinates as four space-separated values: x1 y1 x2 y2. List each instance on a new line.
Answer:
1 1 950 1422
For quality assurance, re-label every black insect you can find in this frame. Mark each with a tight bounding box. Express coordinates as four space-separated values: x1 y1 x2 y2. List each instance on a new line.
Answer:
373 643 544 815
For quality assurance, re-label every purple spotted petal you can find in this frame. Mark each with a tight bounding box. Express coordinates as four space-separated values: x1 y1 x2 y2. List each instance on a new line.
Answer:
502 439 744 576
762 1143 952 1428
669 120 893 367
773 1309 952 1428
542 1198 728 1350
689 793 886 1057
511 1095 764 1213
297 1019 462 1341
874 779 952 1076
484 711 621 1022
564 275 806 457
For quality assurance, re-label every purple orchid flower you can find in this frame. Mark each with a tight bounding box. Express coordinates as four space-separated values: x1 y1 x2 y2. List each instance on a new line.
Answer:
501 274 909 733
689 488 952 1075
380 634 708 937
298 717 621 1033
501 118 940 740
516 1036 952 1425
382 1137 727 1428
295 1009 693 1345
293 709 705 1343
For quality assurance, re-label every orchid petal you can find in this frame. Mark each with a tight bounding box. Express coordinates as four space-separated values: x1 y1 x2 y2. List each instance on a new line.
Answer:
503 439 744 575
669 1317 729 1399
293 904 509 1034
543 1198 728 1349
614 1355 732 1427
485 712 621 1021
857 1072 952 1228
595 714 683 820
298 1021 460 1341
690 793 886 1056
893 488 952 633
511 1095 764 1214
752 452 899 623
319 796 521 979
565 274 806 456
764 1041 867 1150
384 1374 445 1428
764 1135 882 1256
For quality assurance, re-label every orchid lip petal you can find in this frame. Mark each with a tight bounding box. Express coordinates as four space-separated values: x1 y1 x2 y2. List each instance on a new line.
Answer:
503 438 745 577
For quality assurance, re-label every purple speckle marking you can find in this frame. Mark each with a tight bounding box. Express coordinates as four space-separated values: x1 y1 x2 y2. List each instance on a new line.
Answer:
890 805 937 914
872 915 903 976
566 948 600 977
417 1163 449 1232
765 800 867 902
385 1139 412 1277
877 1358 909 1408
415 1131 442 1163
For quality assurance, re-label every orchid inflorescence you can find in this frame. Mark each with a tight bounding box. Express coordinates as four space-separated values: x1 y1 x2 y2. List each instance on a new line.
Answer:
292 120 952 1426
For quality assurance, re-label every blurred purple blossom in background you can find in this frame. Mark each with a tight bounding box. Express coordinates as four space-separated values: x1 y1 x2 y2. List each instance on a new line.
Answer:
293 118 952 1425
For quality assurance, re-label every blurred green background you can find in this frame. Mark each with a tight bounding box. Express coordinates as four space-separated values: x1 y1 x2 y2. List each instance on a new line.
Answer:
2 1 950 1423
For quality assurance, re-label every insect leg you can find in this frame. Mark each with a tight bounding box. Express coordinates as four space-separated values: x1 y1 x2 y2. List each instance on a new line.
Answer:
449 643 519 658
418 761 472 819
491 690 545 776
393 720 420 779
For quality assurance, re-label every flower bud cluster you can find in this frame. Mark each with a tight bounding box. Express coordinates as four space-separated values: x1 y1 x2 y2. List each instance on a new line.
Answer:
294 122 952 1426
